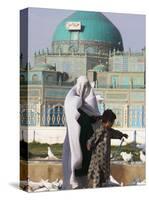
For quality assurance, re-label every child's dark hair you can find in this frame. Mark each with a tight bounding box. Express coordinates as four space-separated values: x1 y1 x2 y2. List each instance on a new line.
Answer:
102 109 116 123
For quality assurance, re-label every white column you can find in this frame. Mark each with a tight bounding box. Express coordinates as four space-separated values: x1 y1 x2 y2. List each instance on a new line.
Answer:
123 104 129 128
36 98 41 126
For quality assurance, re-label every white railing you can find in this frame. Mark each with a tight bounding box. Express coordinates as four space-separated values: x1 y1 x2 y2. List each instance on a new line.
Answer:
20 126 145 145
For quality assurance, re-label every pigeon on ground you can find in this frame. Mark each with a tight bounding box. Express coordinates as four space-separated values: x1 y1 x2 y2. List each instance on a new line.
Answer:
140 150 145 163
120 152 133 162
43 146 58 160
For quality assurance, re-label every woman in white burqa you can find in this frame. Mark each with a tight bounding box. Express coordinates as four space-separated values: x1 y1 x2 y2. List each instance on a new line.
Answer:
62 76 101 189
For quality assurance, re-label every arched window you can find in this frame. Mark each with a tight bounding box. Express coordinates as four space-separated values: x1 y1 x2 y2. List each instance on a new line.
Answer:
42 104 65 126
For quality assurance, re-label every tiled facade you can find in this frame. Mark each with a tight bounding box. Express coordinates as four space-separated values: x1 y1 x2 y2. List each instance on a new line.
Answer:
20 11 145 129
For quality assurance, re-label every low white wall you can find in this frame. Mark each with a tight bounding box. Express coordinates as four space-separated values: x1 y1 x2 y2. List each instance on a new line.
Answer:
20 126 145 145
20 126 66 144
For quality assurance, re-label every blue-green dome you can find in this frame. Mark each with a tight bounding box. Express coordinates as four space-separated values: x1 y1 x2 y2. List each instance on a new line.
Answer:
52 11 123 50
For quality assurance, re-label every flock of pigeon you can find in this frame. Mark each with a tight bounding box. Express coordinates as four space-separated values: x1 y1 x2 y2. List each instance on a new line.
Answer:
42 144 146 163
46 146 146 163
20 178 63 192
120 150 145 163
20 175 145 192
120 143 145 163
21 143 145 192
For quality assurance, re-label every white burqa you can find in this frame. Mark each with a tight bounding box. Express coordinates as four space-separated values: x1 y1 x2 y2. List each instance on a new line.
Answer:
62 76 100 189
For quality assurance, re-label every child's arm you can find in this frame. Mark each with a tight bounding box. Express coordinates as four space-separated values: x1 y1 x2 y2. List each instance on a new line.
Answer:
109 128 128 139
87 131 96 150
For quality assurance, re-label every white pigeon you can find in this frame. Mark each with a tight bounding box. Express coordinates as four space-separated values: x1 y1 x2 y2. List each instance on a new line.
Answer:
39 179 62 191
47 146 58 160
140 150 145 163
129 178 146 186
136 179 146 185
40 179 54 190
120 152 133 162
109 175 122 186
28 179 63 192
51 178 59 187
136 143 145 150
51 179 63 189
102 175 123 187
28 179 49 191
